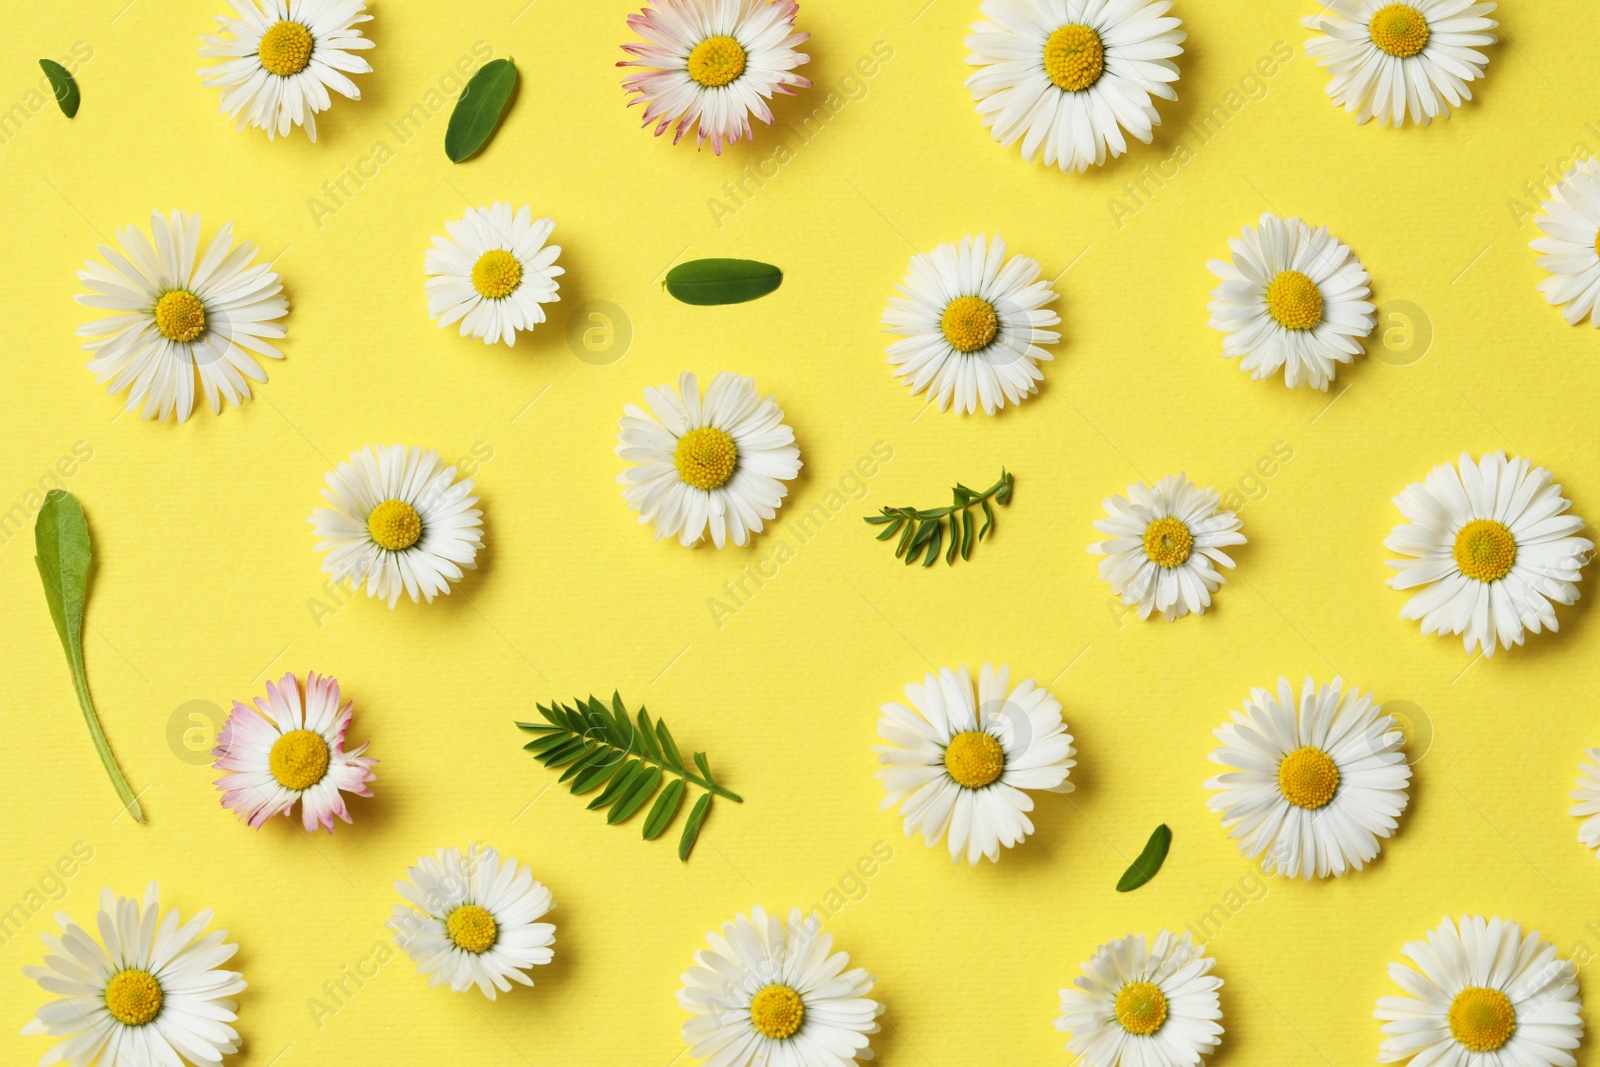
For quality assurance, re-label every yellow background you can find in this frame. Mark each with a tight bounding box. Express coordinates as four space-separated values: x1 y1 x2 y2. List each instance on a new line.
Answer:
4 1 1600 1063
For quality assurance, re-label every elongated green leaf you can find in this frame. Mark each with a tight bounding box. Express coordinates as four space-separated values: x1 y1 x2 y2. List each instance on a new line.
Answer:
643 778 687 840
693 751 714 783
1116 824 1172 892
35 492 140 821
633 709 663 761
656 720 685 771
538 736 590 767
570 756 621 795
445 58 517 163
558 744 606 782
679 793 713 860
40 60 79 118
589 759 641 809
609 766 663 824
665 259 782 306
874 518 903 541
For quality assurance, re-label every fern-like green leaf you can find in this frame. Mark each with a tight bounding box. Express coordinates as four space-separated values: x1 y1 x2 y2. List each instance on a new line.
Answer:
868 470 1014 568
515 694 742 861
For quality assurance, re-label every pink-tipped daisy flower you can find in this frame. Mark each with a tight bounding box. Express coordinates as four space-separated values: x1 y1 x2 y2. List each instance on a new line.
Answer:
213 671 376 832
619 0 811 153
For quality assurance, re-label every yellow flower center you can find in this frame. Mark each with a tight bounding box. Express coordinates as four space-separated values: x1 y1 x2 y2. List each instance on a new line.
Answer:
944 730 1004 789
269 729 330 791
940 295 999 352
1448 986 1516 1053
471 249 523 300
153 290 206 343
1142 517 1194 569
1044 23 1105 92
749 984 805 1040
1266 270 1324 331
259 20 314 77
104 969 163 1026
687 35 747 87
367 499 423 551
1453 519 1517 583
1278 746 1340 809
446 904 499 954
1114 981 1168 1036
1593 227 1600 258
1369 4 1430 58
674 427 739 491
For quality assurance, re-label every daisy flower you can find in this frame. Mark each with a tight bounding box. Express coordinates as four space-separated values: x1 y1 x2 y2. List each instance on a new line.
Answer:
616 371 801 548
1385 452 1593 657
1055 930 1224 1067
881 234 1061 415
619 0 811 154
679 906 882 1065
1206 213 1376 391
1089 474 1245 622
212 671 376 833
1570 748 1600 855
1303 1 1498 128
424 203 563 347
964 0 1186 173
1532 158 1600 327
1204 677 1412 879
387 845 555 1000
22 883 246 1067
308 444 484 608
1376 915 1582 1064
75 209 287 422
875 663 1075 865
199 0 374 141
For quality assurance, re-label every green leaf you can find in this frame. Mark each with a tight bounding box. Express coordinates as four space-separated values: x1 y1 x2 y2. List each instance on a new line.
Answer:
665 259 782 306
679 793 713 861
588 759 641 809
923 521 943 568
445 57 517 163
570 756 622 795
643 778 687 840
634 709 663 761
1116 824 1173 892
558 744 605 783
874 517 904 541
608 766 662 824
656 720 685 771
35 492 140 821
39 60 79 118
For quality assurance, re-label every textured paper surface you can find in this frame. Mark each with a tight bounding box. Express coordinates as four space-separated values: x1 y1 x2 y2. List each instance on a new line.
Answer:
3 2 1600 1064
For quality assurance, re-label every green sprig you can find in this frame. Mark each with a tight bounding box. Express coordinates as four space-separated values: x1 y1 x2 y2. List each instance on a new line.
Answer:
864 470 1014 567
514 693 740 861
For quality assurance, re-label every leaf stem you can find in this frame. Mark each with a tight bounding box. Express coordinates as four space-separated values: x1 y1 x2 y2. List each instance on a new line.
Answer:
69 657 142 821
626 748 742 803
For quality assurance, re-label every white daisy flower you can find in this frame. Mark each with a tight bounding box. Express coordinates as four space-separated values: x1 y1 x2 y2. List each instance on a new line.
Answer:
875 663 1075 865
387 845 555 1000
424 203 563 347
1569 748 1600 855
679 906 883 1065
1302 1 1497 128
620 0 812 154
75 209 287 422
964 0 1186 173
1532 158 1600 327
616 371 801 548
1089 474 1245 622
1204 677 1412 880
22 883 246 1067
308 444 484 608
212 671 376 833
1056 930 1224 1067
199 0 374 141
1207 213 1376 391
1385 451 1593 657
1376 915 1583 1064
881 234 1061 415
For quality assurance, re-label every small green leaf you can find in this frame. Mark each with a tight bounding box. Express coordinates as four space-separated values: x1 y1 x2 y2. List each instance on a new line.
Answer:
1116 824 1173 892
570 757 621 795
656 720 685 771
589 760 641 809
679 793 713 860
643 778 687 840
923 521 943 568
665 259 782 306
558 744 605 782
609 766 663 824
693 751 714 783
40 60 79 118
445 57 517 163
874 518 903 541
35 492 140 820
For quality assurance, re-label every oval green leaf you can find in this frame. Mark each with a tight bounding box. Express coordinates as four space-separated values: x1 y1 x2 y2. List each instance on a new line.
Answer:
445 58 516 163
665 259 782 306
1116 824 1171 892
40 60 79 119
678 793 713 861
642 778 687 840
